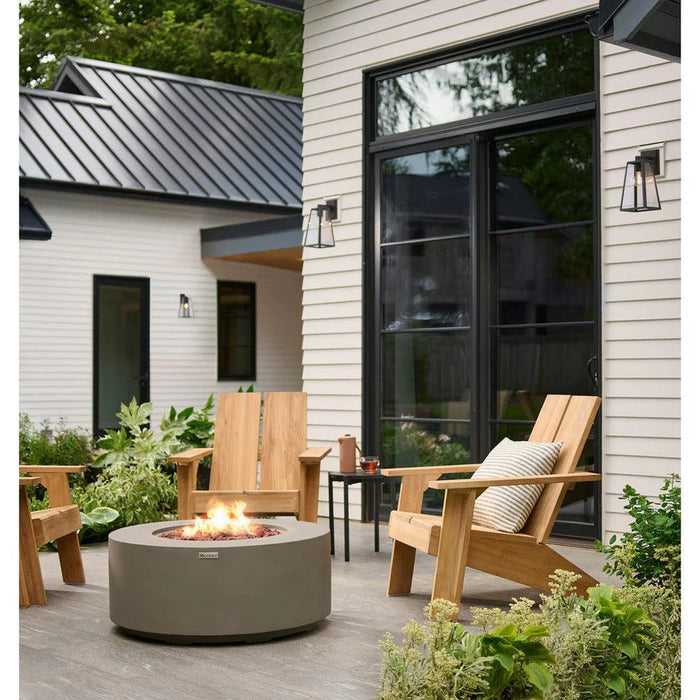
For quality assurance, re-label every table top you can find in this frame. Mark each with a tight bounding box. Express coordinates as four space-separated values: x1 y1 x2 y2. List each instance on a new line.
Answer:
328 469 388 480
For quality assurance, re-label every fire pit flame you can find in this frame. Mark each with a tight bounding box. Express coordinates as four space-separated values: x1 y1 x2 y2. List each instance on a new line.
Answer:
158 501 281 541
182 501 250 539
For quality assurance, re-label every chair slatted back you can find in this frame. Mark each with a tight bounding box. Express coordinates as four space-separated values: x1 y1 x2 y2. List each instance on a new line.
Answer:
260 392 308 492
209 393 261 491
521 394 600 543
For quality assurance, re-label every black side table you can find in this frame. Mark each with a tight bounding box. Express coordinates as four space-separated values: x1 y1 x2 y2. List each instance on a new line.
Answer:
327 470 387 562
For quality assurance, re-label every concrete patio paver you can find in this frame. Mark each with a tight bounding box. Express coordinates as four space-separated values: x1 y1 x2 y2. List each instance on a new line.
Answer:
19 518 617 700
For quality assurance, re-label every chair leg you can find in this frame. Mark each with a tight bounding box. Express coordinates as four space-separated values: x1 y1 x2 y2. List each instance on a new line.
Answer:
19 487 46 606
387 540 416 595
56 531 86 584
431 490 477 616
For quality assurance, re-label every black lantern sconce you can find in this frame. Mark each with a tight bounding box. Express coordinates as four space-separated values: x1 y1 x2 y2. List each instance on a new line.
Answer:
620 148 661 212
303 199 337 248
178 294 193 318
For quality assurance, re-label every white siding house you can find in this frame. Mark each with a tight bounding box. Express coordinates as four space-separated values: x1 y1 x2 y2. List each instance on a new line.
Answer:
19 189 303 428
300 0 681 542
20 57 305 436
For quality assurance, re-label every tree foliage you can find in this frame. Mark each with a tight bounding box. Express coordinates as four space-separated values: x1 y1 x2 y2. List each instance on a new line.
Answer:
19 0 303 95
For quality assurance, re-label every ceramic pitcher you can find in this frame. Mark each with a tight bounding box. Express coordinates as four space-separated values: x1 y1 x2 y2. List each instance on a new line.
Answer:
337 434 361 473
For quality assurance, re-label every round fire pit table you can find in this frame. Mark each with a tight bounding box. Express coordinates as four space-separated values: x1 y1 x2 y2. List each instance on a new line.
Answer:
109 518 331 644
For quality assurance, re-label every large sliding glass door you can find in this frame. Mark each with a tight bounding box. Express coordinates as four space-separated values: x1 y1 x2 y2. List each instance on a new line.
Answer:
364 17 600 538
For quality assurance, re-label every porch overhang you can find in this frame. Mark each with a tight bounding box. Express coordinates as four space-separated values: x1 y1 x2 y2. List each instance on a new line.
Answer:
201 214 303 271
590 0 680 62
20 195 52 240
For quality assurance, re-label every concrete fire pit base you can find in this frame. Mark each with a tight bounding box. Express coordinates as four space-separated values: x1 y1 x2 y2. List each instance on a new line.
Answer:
108 519 331 644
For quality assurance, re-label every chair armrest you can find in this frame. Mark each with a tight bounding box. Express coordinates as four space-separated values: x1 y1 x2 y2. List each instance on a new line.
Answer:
381 464 481 478
299 446 332 465
20 477 41 486
20 465 86 474
169 447 213 464
19 467 84 507
429 471 601 492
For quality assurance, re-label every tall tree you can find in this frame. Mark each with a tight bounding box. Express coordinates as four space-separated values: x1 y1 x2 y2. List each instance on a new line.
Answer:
19 0 303 95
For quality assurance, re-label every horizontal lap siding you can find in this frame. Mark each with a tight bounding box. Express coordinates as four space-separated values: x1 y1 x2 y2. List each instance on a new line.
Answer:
600 43 681 539
20 189 302 432
302 1 680 534
301 0 597 520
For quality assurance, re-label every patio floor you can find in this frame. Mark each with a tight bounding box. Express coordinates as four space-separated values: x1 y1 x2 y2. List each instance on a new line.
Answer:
20 518 617 699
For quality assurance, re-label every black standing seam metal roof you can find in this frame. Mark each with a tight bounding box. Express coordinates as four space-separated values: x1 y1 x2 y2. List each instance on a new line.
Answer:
19 56 302 210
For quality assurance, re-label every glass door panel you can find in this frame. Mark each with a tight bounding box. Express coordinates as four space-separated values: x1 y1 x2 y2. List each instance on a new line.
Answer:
94 276 149 437
379 144 473 510
489 123 598 538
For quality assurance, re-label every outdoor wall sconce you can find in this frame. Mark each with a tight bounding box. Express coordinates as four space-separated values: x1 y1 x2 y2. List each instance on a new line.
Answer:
303 199 337 248
620 149 661 212
178 294 193 318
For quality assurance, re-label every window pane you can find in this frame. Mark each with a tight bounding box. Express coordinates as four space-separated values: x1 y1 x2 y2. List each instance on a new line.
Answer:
377 29 594 136
495 125 593 229
495 226 594 324
382 238 470 330
382 331 470 419
381 147 470 243
218 282 255 380
494 325 595 420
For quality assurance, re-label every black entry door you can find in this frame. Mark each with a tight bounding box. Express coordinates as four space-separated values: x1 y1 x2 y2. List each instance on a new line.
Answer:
93 276 150 437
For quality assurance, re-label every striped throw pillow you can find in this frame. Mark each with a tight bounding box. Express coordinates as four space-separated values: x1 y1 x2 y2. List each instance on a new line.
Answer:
471 438 563 533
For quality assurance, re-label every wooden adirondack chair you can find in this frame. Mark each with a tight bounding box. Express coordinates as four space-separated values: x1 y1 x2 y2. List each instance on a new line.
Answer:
382 394 601 615
19 466 86 606
170 392 330 522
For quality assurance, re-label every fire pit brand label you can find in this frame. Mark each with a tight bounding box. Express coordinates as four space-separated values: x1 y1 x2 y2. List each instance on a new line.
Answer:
198 552 219 559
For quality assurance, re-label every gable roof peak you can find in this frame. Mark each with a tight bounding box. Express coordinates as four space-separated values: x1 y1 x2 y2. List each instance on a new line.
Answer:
53 55 301 105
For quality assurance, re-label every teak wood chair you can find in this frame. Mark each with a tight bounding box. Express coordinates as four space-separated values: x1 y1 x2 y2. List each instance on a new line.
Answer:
170 392 330 522
19 466 87 607
382 394 601 615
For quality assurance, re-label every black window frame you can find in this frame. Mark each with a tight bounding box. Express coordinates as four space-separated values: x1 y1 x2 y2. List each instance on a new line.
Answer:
362 13 602 539
217 281 257 381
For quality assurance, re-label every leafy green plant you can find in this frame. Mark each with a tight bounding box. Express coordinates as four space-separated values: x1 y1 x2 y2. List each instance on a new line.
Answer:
380 571 672 699
85 395 219 526
582 585 657 698
380 599 555 700
595 475 680 592
480 624 554 699
78 503 120 544
76 461 176 527
615 585 681 699
379 599 490 699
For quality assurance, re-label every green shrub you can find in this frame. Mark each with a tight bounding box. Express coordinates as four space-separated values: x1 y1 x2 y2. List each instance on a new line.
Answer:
595 475 680 592
83 396 217 526
19 413 94 467
18 413 122 545
379 570 674 699
379 599 490 699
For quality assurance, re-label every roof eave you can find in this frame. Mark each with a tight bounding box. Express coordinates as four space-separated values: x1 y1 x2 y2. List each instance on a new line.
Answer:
20 179 302 215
